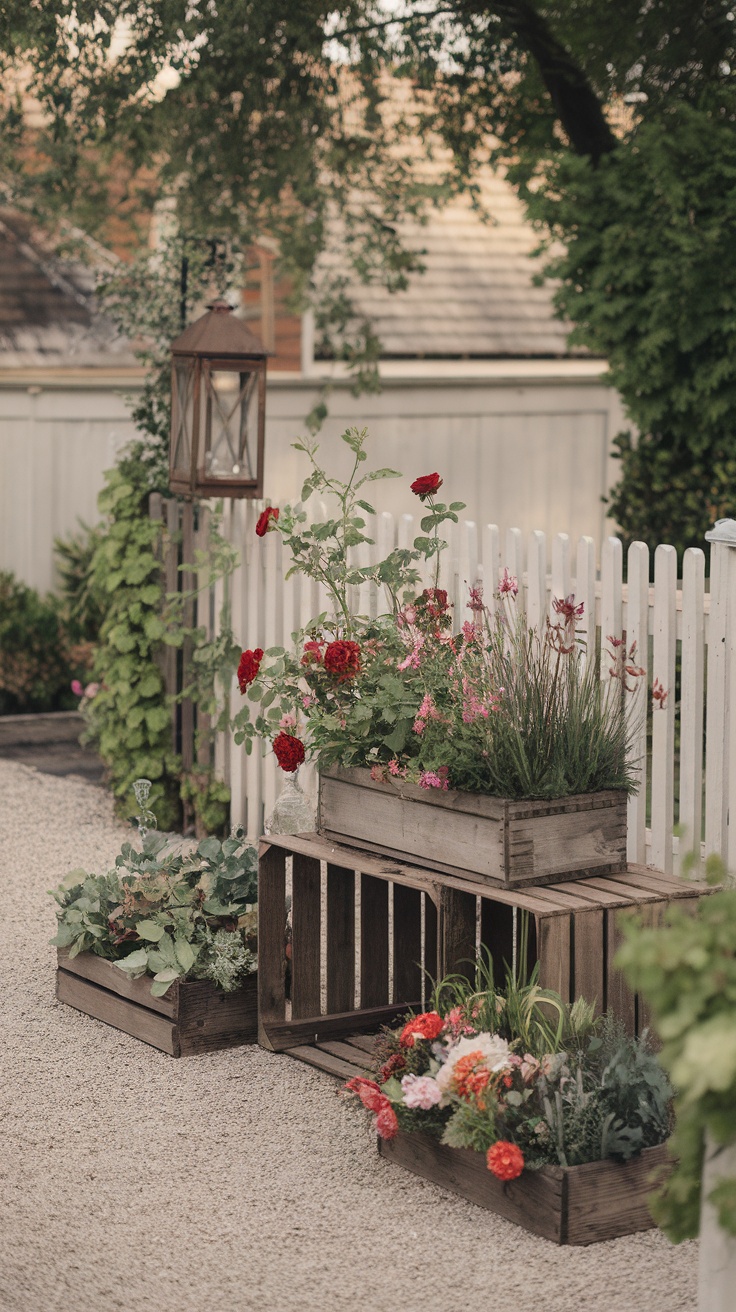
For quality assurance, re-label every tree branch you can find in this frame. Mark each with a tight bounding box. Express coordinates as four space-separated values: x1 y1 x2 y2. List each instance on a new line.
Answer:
467 0 618 162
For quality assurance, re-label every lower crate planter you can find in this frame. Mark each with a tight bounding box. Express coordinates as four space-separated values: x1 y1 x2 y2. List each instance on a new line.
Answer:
56 948 258 1057
318 766 628 888
378 1130 669 1245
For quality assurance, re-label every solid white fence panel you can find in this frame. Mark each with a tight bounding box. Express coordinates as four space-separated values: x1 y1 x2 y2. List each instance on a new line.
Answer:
375 511 395 617
456 520 478 627
526 530 546 631
626 542 650 865
650 544 678 875
679 547 706 874
575 536 597 668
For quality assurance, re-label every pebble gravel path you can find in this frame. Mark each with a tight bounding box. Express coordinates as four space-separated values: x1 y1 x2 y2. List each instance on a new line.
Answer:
0 759 698 1312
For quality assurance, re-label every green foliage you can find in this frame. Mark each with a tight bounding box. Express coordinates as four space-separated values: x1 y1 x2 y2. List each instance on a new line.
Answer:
529 102 736 559
54 520 108 645
83 446 181 829
179 770 232 840
0 570 85 714
50 829 258 996
617 867 736 1240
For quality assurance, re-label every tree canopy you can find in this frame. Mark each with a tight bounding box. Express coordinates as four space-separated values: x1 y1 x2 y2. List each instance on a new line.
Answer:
3 2 736 555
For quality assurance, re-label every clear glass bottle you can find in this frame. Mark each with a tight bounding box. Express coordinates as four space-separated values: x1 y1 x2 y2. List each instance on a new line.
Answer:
264 770 316 835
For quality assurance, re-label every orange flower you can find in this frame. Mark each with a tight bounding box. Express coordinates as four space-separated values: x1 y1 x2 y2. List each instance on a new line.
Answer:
486 1141 525 1181
452 1051 491 1108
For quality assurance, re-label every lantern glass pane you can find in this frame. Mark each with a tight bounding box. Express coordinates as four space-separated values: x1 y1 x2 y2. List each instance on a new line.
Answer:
172 361 194 476
202 366 259 480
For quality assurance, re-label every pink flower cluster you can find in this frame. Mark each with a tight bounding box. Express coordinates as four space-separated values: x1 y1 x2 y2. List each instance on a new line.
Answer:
419 768 449 791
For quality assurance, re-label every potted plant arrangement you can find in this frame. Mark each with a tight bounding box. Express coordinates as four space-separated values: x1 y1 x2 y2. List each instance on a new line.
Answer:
233 428 644 886
51 789 258 1056
344 950 672 1246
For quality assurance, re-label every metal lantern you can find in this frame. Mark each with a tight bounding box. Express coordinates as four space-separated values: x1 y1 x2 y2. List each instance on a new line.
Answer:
169 298 268 498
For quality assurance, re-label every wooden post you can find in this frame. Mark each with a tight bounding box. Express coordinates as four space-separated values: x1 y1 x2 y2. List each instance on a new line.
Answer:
180 502 195 771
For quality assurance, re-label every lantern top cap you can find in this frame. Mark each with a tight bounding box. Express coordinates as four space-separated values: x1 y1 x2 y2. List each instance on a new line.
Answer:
171 298 270 358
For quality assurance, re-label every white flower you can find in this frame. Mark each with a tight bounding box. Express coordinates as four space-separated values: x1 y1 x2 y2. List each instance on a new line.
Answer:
435 1032 512 1100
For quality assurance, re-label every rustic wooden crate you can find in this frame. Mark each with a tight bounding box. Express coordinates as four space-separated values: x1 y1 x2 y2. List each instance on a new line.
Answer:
258 833 710 1062
56 948 257 1057
379 1131 669 1245
318 766 628 888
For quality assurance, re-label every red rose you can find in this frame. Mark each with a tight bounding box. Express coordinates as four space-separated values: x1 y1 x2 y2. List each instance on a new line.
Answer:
486 1141 525 1181
323 639 361 682
255 506 279 537
399 1011 444 1048
378 1052 407 1083
237 648 263 693
301 640 324 667
273 731 306 773
410 472 443 499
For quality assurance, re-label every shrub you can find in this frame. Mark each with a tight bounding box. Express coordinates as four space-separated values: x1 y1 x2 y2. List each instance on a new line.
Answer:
0 571 87 714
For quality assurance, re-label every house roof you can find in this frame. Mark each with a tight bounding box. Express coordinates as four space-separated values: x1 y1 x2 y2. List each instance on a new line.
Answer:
316 170 585 360
0 209 135 369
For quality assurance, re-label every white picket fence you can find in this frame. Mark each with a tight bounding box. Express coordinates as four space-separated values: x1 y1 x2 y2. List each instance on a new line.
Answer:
209 500 732 879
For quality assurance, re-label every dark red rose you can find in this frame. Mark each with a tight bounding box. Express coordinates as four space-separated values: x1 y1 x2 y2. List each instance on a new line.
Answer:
273 731 306 773
378 1052 407 1083
410 472 443 499
301 640 324 667
255 506 279 537
237 648 263 693
323 639 361 681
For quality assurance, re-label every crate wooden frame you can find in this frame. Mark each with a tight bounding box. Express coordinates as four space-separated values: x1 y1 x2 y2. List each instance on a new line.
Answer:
318 766 628 888
379 1131 669 1245
257 833 709 1063
56 948 258 1057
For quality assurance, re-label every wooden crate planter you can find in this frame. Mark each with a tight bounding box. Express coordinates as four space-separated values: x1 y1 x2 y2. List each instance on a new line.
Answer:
56 948 257 1057
258 833 710 1066
378 1130 669 1245
318 766 628 888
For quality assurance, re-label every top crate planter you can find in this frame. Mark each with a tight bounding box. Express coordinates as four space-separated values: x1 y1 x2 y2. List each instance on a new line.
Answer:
318 766 628 889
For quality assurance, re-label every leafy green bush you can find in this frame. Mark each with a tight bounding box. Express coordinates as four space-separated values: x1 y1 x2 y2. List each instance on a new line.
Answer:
50 829 257 997
0 571 85 714
617 862 736 1240
54 520 108 645
83 445 181 829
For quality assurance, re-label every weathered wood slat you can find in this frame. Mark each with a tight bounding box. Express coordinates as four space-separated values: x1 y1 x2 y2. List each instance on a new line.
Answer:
393 883 423 1004
606 907 637 1034
538 914 571 1001
57 948 176 1017
326 864 355 1013
261 1002 420 1052
360 874 389 1008
286 1045 366 1081
345 1033 379 1056
257 843 287 1048
440 887 477 980
291 853 322 1019
315 1039 372 1070
573 908 605 1016
57 970 179 1055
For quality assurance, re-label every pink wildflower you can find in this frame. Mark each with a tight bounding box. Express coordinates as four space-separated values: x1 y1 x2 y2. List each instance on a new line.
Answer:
370 764 386 782
388 758 402 776
413 719 426 735
499 568 519 598
398 635 424 671
279 712 297 730
552 594 584 624
71 680 84 697
301 694 316 709
84 683 99 699
462 620 478 643
419 770 449 791
468 584 484 612
652 678 669 709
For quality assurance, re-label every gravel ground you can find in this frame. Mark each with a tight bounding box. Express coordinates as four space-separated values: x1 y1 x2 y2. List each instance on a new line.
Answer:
0 759 698 1312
